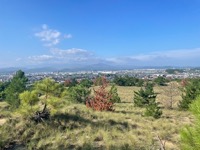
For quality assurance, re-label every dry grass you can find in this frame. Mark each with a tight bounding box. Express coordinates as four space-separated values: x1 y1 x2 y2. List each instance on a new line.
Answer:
0 102 10 126
0 119 6 125
0 83 193 150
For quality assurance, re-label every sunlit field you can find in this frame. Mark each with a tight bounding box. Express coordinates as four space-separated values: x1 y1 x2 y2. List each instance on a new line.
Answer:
0 83 193 150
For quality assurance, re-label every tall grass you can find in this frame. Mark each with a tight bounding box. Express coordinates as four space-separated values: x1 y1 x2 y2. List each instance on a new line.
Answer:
0 84 193 150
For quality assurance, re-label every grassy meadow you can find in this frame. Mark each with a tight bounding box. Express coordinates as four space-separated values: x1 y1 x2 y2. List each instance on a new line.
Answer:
0 84 193 150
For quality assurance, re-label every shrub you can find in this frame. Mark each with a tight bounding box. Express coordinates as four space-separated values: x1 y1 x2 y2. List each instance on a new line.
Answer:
86 77 114 111
68 85 91 103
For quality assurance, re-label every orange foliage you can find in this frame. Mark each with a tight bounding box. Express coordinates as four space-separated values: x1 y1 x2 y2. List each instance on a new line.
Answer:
86 76 114 111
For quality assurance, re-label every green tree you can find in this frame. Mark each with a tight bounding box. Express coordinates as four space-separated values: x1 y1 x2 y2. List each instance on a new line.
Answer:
18 90 39 117
180 96 200 149
79 79 93 88
109 84 121 103
34 78 62 113
113 76 144 87
133 83 155 107
134 83 162 118
113 76 125 86
5 70 28 108
179 79 200 110
68 84 91 103
17 78 66 121
154 76 168 86
0 81 9 101
165 69 184 74
144 95 162 119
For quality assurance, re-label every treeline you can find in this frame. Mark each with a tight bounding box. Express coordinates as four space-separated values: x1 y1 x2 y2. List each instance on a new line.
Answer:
0 70 121 115
113 76 169 86
113 76 144 86
165 68 184 74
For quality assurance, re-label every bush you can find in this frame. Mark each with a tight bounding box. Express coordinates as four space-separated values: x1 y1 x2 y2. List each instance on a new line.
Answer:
68 85 91 103
86 77 114 111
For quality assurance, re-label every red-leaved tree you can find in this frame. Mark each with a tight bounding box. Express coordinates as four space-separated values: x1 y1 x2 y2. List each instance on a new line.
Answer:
86 76 114 111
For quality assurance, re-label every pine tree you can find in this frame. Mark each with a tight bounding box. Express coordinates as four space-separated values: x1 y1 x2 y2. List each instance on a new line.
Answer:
134 82 162 118
133 83 155 107
179 79 200 110
34 78 61 113
5 70 28 109
30 78 65 122
18 90 39 117
144 95 162 119
180 96 200 149
109 84 121 103
68 84 91 103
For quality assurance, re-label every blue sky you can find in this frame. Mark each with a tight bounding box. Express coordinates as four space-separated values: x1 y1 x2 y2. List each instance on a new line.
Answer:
1 0 200 68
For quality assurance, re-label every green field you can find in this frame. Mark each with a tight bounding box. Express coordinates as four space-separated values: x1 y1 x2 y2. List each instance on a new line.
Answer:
0 85 193 150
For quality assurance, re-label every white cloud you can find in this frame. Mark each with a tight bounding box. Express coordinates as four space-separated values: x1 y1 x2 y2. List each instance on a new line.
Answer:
152 48 200 59
26 48 94 65
64 34 72 39
106 48 200 66
128 48 200 61
50 48 92 56
24 48 200 67
35 24 71 47
28 55 54 62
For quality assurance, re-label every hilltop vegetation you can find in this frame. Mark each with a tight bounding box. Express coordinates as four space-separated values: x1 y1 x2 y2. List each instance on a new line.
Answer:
165 69 184 74
0 70 199 149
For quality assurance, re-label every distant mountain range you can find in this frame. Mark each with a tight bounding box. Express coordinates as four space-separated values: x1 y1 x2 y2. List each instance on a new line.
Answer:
0 64 194 74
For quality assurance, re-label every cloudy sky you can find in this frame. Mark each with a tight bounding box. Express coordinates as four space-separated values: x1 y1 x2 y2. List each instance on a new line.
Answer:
1 0 200 68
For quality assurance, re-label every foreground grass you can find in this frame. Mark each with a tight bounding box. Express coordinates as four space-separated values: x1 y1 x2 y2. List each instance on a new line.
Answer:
0 84 193 149
0 102 192 150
